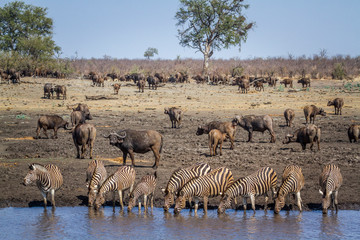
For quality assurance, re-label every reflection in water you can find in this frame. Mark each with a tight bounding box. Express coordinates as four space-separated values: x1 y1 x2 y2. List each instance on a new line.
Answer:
35 208 59 239
0 207 359 239
321 212 342 239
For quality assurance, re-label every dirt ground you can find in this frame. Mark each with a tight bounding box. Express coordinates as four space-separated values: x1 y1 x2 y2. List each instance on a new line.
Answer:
0 77 359 211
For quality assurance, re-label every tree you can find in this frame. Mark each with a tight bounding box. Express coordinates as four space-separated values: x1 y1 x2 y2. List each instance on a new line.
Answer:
144 47 158 59
175 0 253 75
0 1 60 59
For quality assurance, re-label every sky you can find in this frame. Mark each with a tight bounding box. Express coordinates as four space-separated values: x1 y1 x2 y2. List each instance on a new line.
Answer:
1 0 360 60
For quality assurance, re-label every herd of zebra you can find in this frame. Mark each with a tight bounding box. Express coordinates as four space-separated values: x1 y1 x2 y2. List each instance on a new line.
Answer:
23 160 343 215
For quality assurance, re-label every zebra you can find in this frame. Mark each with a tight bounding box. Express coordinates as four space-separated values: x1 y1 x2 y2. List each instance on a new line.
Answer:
128 172 157 213
162 162 211 212
94 166 135 211
87 160 107 207
274 165 305 214
319 164 343 214
23 163 63 208
218 167 277 214
174 166 234 215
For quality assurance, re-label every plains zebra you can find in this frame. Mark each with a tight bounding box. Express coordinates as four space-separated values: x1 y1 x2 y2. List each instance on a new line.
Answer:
23 163 63 208
128 172 157 213
218 167 277 214
274 165 305 213
174 166 234 215
94 166 135 211
162 162 211 212
319 164 343 214
87 160 107 207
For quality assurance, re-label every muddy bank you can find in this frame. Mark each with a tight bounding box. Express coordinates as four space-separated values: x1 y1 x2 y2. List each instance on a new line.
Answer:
0 77 359 211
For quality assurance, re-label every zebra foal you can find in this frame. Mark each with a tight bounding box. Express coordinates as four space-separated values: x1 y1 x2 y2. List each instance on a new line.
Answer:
319 164 343 214
87 160 107 207
174 167 234 215
128 172 157 213
274 165 305 213
94 166 135 211
23 163 63 208
218 167 277 214
162 162 211 212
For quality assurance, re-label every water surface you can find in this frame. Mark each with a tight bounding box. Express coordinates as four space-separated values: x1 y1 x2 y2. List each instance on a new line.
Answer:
0 207 359 239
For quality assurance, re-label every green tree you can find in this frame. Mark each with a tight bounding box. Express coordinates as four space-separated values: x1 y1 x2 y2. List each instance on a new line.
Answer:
0 1 59 58
175 0 254 75
144 47 158 59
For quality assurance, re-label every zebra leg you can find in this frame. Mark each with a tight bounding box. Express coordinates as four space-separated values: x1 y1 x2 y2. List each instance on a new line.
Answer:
113 192 116 211
41 192 48 208
144 195 148 213
138 201 141 214
243 197 247 212
203 196 208 214
296 192 302 212
119 190 124 211
50 189 56 208
286 194 290 210
264 193 269 211
334 191 339 213
150 193 154 210
194 198 199 215
250 195 256 214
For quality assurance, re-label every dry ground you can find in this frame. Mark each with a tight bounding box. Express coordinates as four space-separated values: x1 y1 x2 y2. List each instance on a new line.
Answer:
0 77 359 211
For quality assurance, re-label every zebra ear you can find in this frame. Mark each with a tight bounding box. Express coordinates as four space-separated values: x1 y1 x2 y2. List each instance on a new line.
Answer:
29 164 35 170
319 189 323 195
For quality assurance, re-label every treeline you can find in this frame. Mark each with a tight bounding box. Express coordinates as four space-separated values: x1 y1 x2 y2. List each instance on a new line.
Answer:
71 55 359 80
0 53 359 80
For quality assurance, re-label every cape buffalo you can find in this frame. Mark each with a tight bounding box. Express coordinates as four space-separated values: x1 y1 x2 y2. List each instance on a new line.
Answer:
104 129 163 169
327 98 344 115
54 85 66 99
283 124 321 151
44 83 54 99
196 121 236 149
70 111 86 129
348 124 359 143
73 103 93 120
298 78 311 88
303 105 326 124
36 115 70 139
72 123 96 159
164 107 182 128
284 109 295 127
232 115 276 143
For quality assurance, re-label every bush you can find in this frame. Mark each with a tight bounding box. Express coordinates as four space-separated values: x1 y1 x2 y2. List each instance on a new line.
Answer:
332 63 346 80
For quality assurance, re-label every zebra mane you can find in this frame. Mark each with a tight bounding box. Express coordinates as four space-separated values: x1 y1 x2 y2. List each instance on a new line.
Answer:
29 163 48 173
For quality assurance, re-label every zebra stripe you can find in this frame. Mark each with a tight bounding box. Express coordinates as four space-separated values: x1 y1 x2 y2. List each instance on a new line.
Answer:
319 164 343 213
274 165 305 213
128 172 157 213
163 163 211 211
218 167 277 214
94 166 135 211
23 163 63 208
174 167 234 215
88 160 107 207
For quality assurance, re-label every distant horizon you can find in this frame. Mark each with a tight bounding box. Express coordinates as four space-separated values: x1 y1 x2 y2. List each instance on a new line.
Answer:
1 0 359 60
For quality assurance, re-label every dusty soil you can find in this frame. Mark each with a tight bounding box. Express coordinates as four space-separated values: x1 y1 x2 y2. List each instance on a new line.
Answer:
0 77 360 211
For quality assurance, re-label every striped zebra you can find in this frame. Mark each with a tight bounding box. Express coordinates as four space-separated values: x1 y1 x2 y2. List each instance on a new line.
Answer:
162 162 211 212
94 166 135 211
128 172 157 213
319 164 343 214
174 166 234 215
23 163 63 208
218 167 277 214
274 165 305 214
87 160 107 207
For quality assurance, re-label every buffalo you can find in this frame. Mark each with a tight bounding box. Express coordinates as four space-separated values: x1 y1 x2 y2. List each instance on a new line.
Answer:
280 79 293 88
327 98 344 115
196 121 236 149
283 124 321 151
36 115 70 139
104 129 163 169
284 109 295 127
73 103 93 120
147 76 158 90
43 83 54 99
54 85 67 100
232 115 276 143
164 107 182 128
303 105 326 124
72 123 96 159
298 78 311 88
348 124 359 143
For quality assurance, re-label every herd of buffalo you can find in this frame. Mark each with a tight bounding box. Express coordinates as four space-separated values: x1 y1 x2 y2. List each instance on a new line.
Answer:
13 72 359 214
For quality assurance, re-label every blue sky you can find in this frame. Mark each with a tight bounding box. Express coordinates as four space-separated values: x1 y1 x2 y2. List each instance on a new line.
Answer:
2 0 359 59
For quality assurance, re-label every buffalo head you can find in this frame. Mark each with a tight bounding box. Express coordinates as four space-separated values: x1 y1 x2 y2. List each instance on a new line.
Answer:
104 131 127 146
282 134 294 144
164 108 169 114
318 108 326 116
